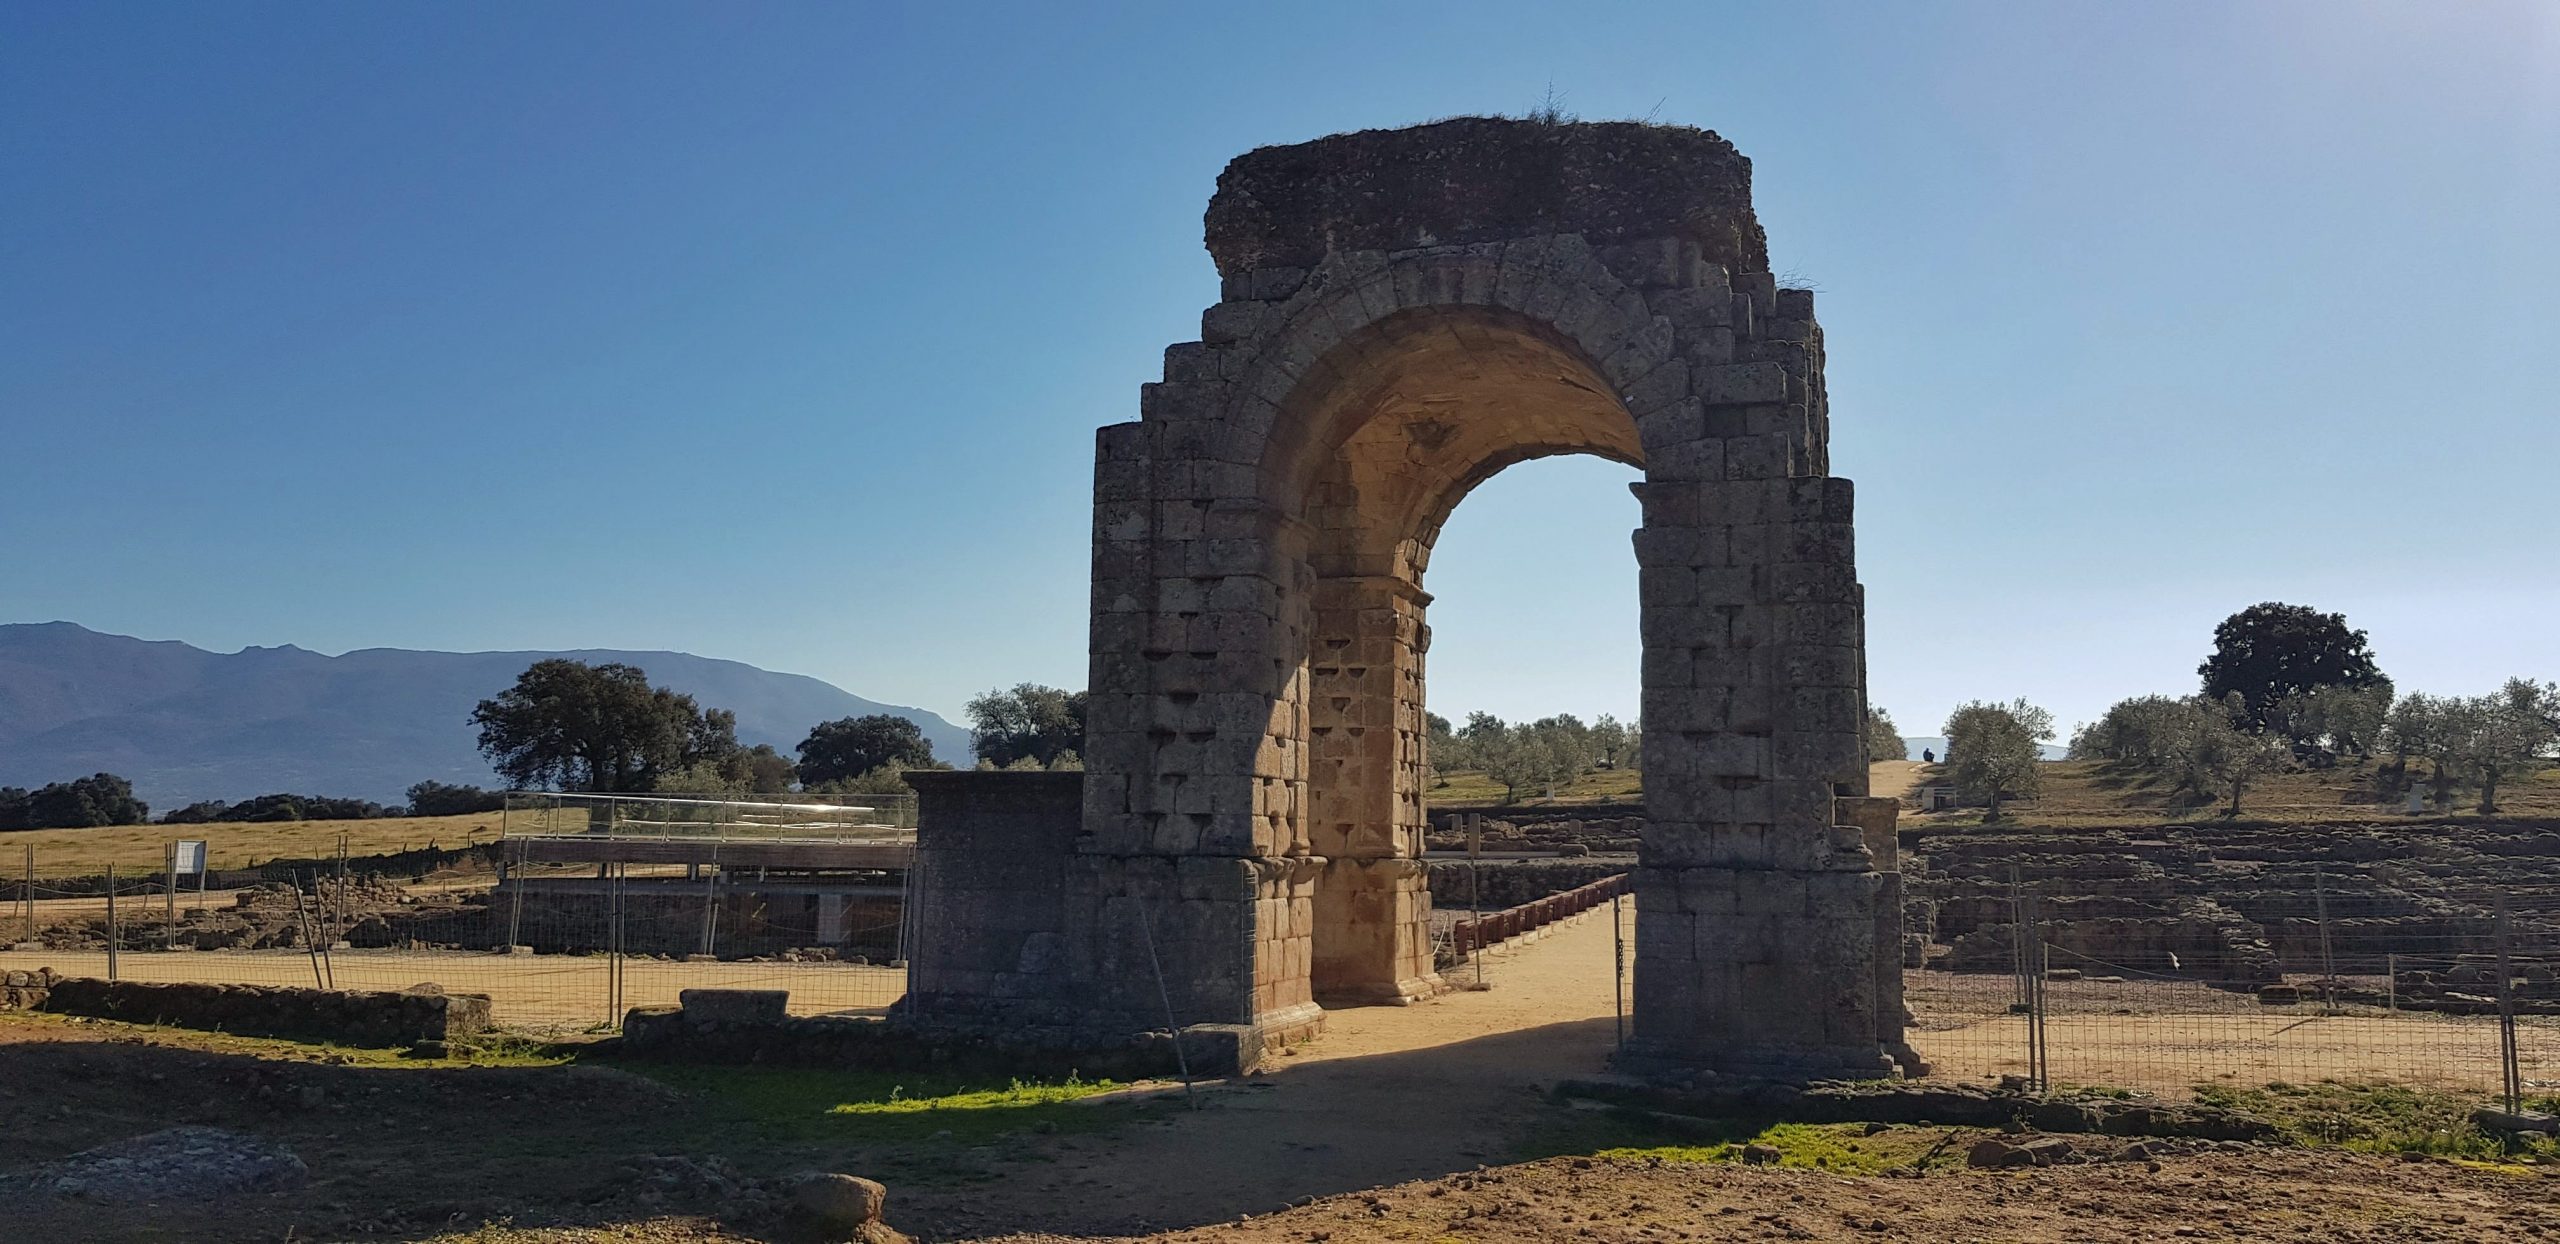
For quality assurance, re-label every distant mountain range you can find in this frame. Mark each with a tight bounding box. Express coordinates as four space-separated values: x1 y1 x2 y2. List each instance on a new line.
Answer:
0 622 972 810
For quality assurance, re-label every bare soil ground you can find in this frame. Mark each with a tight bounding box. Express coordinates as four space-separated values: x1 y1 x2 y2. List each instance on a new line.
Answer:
4 911 2554 1243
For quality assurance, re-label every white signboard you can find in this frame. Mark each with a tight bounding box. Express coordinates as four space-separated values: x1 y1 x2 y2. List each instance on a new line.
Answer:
171 840 208 876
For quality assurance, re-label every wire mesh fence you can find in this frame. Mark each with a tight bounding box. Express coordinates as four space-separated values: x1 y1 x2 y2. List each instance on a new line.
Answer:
1899 868 2559 1108
500 790 917 838
3 831 914 1035
1585 861 2557 1108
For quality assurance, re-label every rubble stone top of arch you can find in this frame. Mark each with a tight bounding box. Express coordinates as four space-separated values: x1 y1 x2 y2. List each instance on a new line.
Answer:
1204 117 1770 279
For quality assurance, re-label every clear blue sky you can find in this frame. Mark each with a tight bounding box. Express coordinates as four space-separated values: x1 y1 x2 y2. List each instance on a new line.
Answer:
5 2 2554 742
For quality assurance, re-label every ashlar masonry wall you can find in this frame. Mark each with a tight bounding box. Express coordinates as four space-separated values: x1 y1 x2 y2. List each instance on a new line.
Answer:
913 118 1898 1078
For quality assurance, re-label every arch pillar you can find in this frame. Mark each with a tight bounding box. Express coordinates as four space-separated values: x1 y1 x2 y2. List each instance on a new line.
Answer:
1305 572 1439 1005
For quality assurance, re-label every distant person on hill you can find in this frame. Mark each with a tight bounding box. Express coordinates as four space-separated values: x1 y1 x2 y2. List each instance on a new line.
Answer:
1921 748 1935 764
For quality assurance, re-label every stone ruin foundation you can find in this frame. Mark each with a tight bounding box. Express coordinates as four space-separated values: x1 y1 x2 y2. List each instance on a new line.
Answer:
1904 819 2560 1011
908 119 1904 1078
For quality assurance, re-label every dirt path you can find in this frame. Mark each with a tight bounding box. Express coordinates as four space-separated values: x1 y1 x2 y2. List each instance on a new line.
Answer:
910 912 1629 1237
988 1148 2555 1244
1869 758 1925 799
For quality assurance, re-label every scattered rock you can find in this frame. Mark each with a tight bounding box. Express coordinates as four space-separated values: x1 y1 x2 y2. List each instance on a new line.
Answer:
14 1126 307 1200
790 1172 907 1242
1967 1138 2033 1169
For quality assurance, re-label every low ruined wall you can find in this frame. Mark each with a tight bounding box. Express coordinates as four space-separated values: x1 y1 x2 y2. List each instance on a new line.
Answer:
1445 874 1626 959
489 882 903 959
1907 820 2560 983
1 967 61 1010
19 975 491 1046
1423 809 1643 855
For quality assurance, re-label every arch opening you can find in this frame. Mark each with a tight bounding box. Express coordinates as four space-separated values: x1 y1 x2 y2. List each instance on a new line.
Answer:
1265 309 1647 1006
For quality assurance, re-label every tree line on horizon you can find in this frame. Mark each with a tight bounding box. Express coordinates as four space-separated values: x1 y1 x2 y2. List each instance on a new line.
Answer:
1935 602 2558 819
0 661 1093 830
9 607 2553 829
1426 712 1639 803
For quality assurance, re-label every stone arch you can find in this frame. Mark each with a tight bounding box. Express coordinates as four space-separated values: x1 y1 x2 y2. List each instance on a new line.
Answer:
1238 295 1653 1005
912 119 1901 1081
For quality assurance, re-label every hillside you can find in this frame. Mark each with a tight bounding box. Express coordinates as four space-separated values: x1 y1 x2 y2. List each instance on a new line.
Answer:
1422 757 2560 826
1902 757 2560 828
0 622 972 809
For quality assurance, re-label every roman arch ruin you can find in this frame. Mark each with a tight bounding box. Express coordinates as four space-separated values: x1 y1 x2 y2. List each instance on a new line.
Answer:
910 118 1899 1079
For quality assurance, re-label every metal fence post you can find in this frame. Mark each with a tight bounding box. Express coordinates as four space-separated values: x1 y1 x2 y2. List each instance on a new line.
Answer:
506 838 528 950
163 840 177 952
290 873 330 989
2497 892 2521 1115
699 851 720 958
1468 814 1484 987
2314 865 2338 1012
104 864 119 982
2025 888 2046 1093
1611 890 1627 1051
334 831 349 945
2009 866 2027 1011
606 863 626 1030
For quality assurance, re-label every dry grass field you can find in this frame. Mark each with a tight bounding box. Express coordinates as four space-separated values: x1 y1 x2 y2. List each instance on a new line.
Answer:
3 811 504 874
1427 766 1643 806
1905 758 2560 829
1427 757 2560 825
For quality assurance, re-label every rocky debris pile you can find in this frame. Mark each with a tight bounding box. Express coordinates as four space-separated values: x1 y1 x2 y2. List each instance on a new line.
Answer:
1425 810 1643 856
1 966 60 1009
36 976 492 1046
2387 956 2560 1015
3 1126 307 1200
39 879 489 952
1966 1131 2209 1168
582 1152 778 1219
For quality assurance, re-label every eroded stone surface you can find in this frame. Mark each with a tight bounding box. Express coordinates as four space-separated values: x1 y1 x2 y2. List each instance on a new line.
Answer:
910 119 1892 1076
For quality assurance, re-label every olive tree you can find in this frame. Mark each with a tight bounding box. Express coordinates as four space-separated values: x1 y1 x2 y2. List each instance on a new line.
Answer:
1941 699 2054 820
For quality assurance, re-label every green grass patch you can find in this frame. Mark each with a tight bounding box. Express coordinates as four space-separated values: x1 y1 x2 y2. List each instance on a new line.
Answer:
1518 1102 1962 1174
626 1063 1130 1146
829 1075 1121 1116
2192 1080 2560 1162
